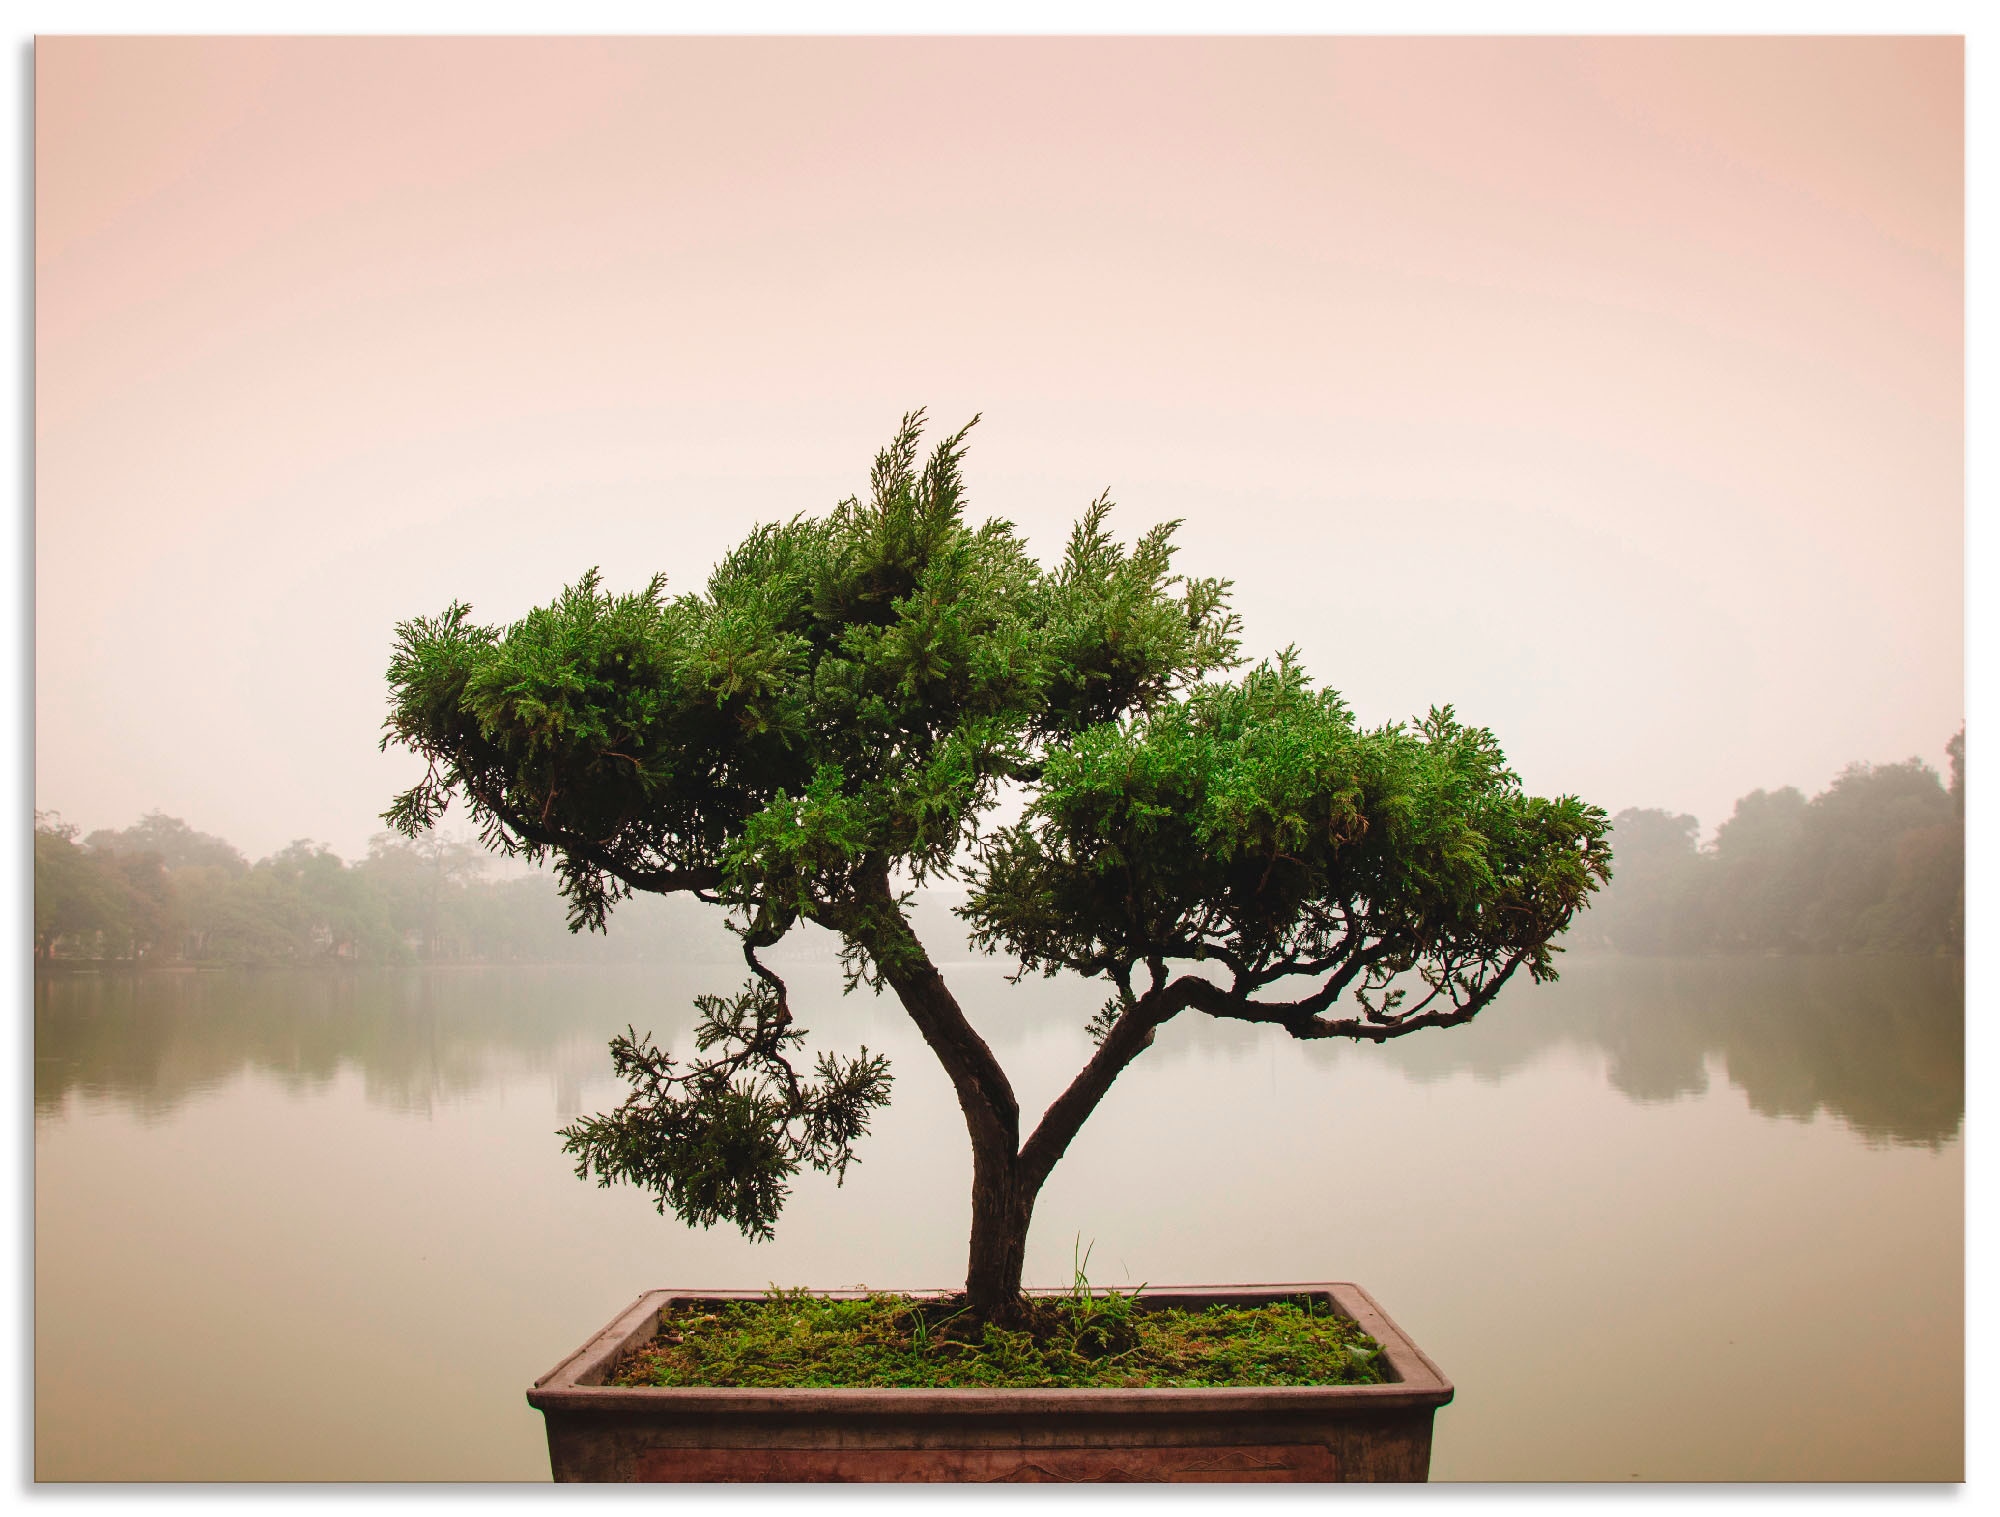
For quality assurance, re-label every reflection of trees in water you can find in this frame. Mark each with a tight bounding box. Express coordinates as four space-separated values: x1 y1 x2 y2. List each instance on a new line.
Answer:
1273 956 1960 1149
33 966 743 1121
30 894 1024 1124
38 955 1962 1150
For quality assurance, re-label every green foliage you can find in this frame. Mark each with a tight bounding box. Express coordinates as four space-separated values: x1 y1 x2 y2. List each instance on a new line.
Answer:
381 410 1241 936
557 982 892 1241
609 1289 1386 1390
967 654 1610 1027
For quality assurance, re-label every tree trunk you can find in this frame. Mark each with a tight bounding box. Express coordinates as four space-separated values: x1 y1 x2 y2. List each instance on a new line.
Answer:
838 870 1042 1325
964 1144 1035 1324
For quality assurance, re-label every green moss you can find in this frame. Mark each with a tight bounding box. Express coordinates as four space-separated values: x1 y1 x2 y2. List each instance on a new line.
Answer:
610 1289 1388 1390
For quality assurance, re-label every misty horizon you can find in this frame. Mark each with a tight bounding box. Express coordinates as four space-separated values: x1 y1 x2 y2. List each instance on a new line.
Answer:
37 720 1966 876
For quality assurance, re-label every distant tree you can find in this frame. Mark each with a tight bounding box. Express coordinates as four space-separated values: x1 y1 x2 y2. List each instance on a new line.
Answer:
199 866 311 963
100 849 174 960
34 813 123 959
256 840 399 961
83 813 251 960
1849 733 1963 952
1791 760 1954 951
167 862 239 960
1578 808 1707 953
1947 725 1964 819
357 832 489 959
40 809 731 968
32 813 174 961
86 812 248 875
1863 820 1962 953
380 412 1612 1321
1704 787 1811 951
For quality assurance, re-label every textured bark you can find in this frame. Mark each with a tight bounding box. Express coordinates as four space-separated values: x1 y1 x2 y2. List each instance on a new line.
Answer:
965 1148 1034 1323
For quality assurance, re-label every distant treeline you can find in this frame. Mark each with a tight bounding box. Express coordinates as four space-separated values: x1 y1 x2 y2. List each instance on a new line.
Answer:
1572 729 1963 956
35 726 1964 965
31 814 722 966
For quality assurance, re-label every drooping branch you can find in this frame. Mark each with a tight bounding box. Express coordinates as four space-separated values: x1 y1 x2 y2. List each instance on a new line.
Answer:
385 735 728 908
557 976 893 1242
462 776 725 909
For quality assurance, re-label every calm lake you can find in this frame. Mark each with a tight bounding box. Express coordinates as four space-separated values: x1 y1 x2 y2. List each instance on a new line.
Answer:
34 927 1962 1482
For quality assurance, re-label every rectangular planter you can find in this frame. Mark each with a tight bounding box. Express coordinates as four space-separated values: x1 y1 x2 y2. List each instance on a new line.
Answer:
527 1282 1452 1483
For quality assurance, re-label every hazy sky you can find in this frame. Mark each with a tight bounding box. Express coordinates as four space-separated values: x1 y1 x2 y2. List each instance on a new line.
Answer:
35 36 1962 863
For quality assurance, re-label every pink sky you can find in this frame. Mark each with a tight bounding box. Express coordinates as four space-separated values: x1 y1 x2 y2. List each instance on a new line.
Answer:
35 36 1962 861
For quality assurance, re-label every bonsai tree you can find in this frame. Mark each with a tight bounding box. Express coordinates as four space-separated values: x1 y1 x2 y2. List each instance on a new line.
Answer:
382 413 1612 1324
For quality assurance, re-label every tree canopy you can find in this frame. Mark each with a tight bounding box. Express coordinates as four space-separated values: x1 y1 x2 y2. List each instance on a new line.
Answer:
383 415 1240 940
381 412 1612 1315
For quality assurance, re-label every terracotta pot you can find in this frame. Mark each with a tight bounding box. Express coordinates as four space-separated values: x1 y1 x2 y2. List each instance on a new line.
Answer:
527 1281 1452 1483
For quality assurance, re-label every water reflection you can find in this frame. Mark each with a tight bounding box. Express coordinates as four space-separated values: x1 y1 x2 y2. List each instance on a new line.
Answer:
1352 954 1963 1149
36 953 1962 1151
34 952 1962 1483
33 966 703 1121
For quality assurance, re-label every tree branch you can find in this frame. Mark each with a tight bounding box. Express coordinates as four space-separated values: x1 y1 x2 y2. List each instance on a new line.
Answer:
467 778 725 896
1019 992 1175 1191
831 863 1022 1157
1013 927 1416 1185
1169 951 1527 1043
